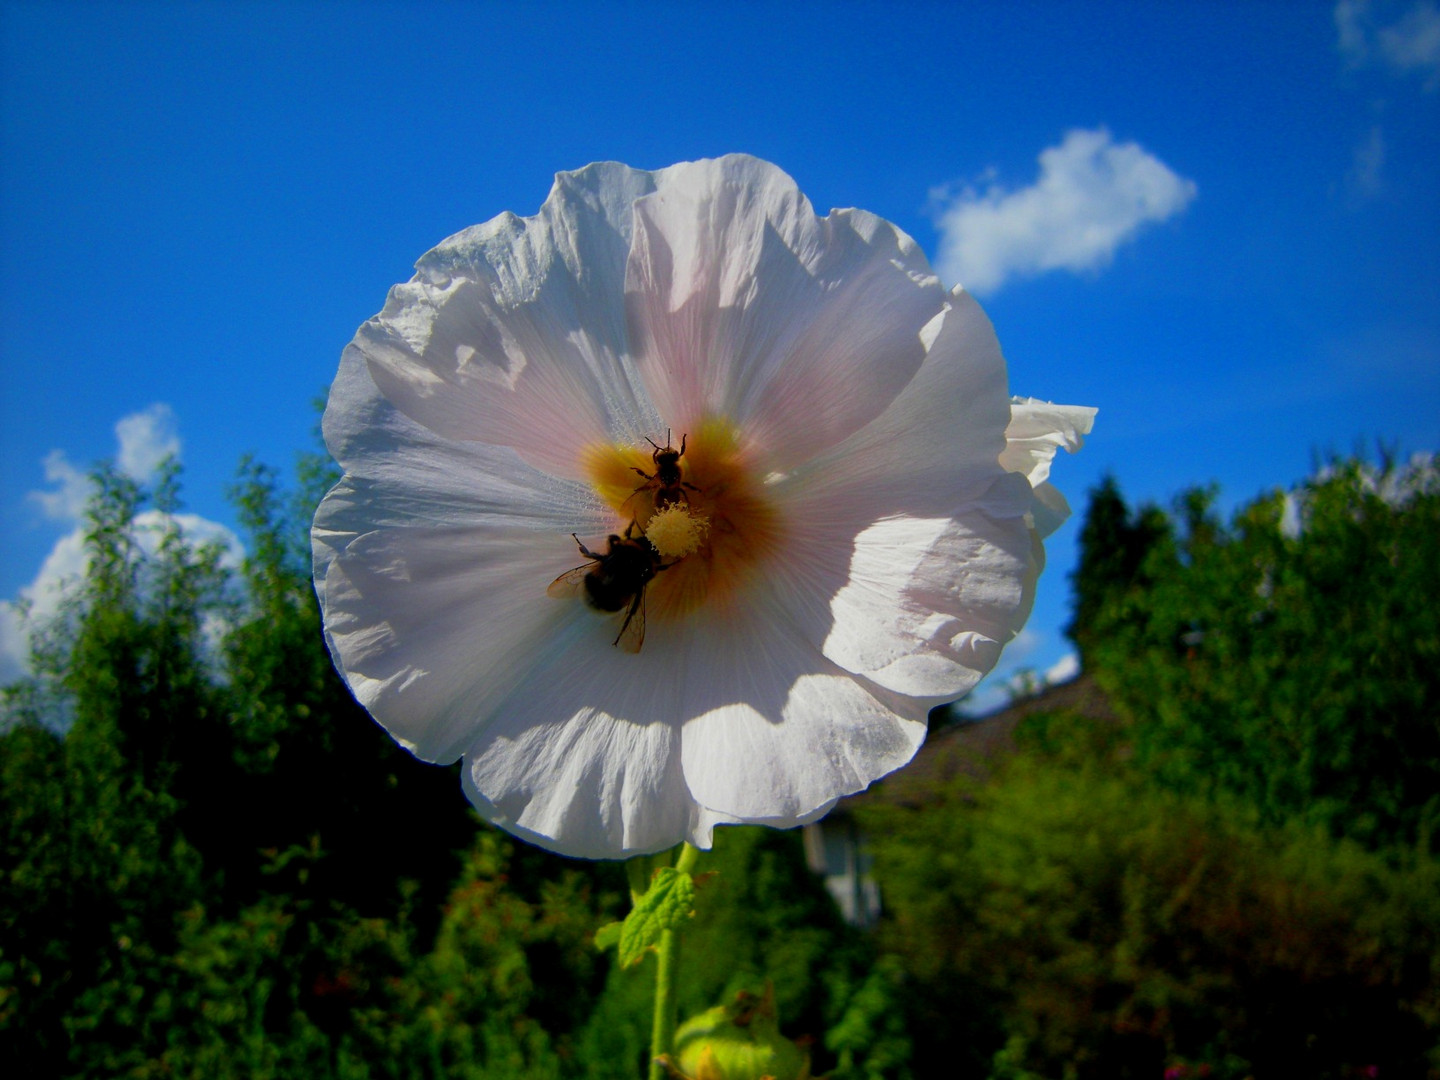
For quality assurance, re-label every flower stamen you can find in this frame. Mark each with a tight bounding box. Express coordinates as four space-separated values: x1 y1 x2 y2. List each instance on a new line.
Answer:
581 417 784 621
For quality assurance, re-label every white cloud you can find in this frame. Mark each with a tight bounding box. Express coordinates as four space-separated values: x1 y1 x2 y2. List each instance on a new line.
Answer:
1043 652 1080 685
1336 1 1440 87
29 449 93 521
4 407 239 681
931 127 1197 294
116 402 181 481
28 403 182 523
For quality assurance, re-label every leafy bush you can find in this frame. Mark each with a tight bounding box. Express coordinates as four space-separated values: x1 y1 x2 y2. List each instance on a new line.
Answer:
1085 458 1440 850
861 718 1440 1079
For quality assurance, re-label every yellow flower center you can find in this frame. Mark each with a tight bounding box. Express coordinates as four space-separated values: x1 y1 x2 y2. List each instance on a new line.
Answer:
581 417 784 622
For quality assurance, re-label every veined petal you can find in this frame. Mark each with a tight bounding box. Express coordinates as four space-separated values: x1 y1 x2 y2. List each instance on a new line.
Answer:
313 339 611 610
818 478 1038 697
679 667 927 824
454 582 923 857
321 525 586 764
780 288 1014 518
352 163 665 476
625 156 950 470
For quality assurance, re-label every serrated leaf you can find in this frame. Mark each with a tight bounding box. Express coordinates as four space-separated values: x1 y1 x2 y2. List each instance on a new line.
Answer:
594 921 624 953
611 867 696 968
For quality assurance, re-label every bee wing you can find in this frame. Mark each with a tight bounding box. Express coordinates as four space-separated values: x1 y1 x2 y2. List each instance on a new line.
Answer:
546 564 591 599
613 587 647 653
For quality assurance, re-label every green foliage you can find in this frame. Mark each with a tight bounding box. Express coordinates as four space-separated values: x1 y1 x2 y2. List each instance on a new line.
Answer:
0 456 615 1076
576 828 908 1080
1089 459 1440 849
860 715 1440 1079
1066 473 1171 665
5 445 1436 1078
597 865 698 969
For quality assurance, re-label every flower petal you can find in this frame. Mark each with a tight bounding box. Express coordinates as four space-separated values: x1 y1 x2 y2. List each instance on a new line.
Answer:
817 479 1039 698
448 578 924 857
624 156 950 470
1002 396 1097 489
780 288 1014 518
320 524 587 764
351 162 665 476
1001 397 1097 538
678 667 927 824
313 339 610 611
313 155 1095 862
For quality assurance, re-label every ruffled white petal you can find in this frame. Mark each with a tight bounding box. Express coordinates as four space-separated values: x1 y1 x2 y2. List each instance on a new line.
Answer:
444 583 924 858
350 163 664 476
625 156 949 470
321 524 592 764
1001 397 1097 539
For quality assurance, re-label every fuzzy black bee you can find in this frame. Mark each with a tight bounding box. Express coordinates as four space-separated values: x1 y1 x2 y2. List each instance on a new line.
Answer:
628 430 701 511
547 524 668 652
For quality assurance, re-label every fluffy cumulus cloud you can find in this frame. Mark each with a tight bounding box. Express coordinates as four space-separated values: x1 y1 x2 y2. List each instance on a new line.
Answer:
1337 0 1440 87
26 403 181 522
116 402 182 481
931 127 1197 294
2 405 239 681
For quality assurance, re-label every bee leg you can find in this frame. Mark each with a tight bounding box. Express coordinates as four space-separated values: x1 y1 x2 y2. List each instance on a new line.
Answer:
572 533 603 560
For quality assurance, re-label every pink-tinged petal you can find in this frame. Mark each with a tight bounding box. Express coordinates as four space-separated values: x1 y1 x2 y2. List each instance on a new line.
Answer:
313 342 610 610
352 163 665 476
780 289 1014 518
625 156 949 470
314 155 1095 861
321 525 585 764
816 476 1039 698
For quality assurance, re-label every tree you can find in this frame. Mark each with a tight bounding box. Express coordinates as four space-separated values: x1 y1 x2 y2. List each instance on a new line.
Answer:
1088 458 1440 850
1065 474 1170 667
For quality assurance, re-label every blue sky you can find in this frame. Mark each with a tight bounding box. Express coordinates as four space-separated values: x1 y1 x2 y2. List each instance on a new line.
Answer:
3 0 1437 699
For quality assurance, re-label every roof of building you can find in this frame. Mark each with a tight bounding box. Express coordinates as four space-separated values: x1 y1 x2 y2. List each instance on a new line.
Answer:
834 673 1114 813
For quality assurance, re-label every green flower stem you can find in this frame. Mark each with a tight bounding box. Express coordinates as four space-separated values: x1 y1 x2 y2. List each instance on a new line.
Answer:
649 842 701 1080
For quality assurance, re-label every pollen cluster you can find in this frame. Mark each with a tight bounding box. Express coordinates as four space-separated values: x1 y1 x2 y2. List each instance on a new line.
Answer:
645 505 708 559
581 417 784 621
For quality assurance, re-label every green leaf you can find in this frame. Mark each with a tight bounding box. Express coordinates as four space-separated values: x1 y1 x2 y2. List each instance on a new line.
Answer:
600 867 696 968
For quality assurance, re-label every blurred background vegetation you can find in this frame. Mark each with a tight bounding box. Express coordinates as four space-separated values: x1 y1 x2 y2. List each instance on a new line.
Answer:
2 449 1436 1079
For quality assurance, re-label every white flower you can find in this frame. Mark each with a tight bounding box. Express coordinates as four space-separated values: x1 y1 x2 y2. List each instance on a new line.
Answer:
313 155 1094 859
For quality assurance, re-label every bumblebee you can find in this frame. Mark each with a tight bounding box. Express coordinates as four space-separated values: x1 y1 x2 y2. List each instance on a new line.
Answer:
547 525 667 652
628 430 700 511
